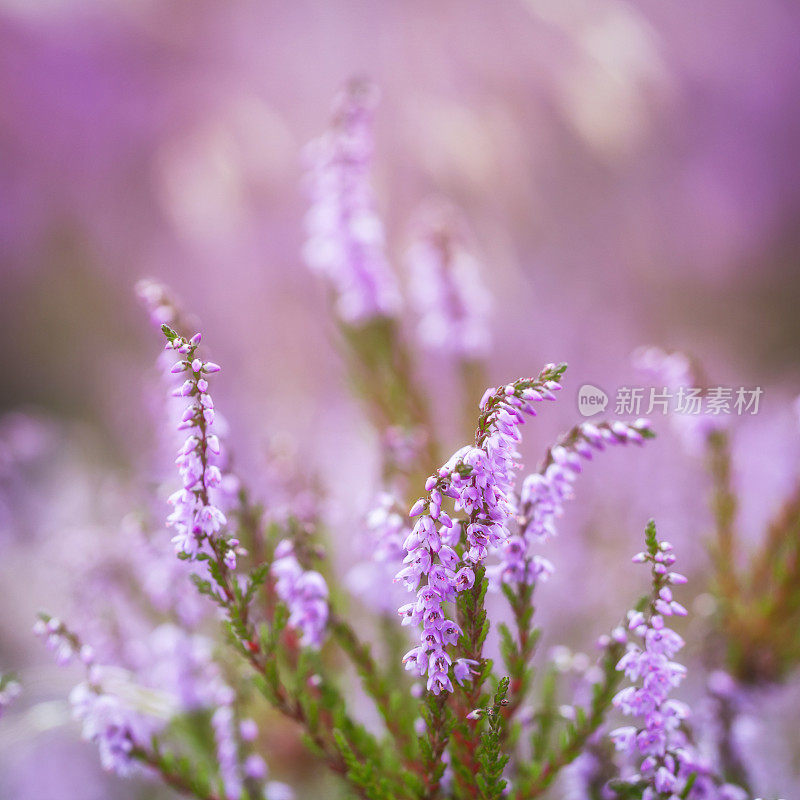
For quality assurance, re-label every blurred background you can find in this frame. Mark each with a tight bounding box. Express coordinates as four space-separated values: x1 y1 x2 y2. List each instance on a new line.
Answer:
2 0 800 797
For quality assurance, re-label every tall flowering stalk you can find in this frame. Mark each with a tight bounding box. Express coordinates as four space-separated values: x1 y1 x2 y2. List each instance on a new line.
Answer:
133 284 239 630
303 79 399 325
34 616 172 779
610 521 748 800
398 363 566 694
162 325 239 570
303 80 438 475
397 365 569 799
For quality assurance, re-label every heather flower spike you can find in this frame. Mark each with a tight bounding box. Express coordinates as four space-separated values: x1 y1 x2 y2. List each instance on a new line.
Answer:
161 324 237 569
34 615 164 777
303 79 400 324
609 521 749 800
397 363 567 693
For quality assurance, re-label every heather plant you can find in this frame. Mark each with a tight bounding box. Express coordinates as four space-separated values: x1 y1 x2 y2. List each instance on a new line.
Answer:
17 81 789 800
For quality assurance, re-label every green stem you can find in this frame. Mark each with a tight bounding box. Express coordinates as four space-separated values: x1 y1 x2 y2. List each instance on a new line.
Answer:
706 430 739 605
421 693 451 800
452 563 490 800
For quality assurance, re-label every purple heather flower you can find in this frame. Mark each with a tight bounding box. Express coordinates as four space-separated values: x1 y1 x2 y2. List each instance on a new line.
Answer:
52 635 175 781
610 530 747 800
397 365 566 691
69 683 154 777
490 418 652 588
302 80 400 324
271 540 329 649
453 658 479 685
162 329 238 569
36 608 238 783
405 199 491 359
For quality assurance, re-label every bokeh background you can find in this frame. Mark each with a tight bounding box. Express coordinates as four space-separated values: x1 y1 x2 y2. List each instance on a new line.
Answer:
2 0 800 797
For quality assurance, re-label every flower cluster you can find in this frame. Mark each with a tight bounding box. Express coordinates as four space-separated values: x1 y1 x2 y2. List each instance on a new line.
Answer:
35 616 164 777
398 364 566 693
492 419 653 586
405 200 491 359
610 524 747 800
70 683 154 777
271 540 329 649
36 611 275 795
162 326 238 566
302 79 400 324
